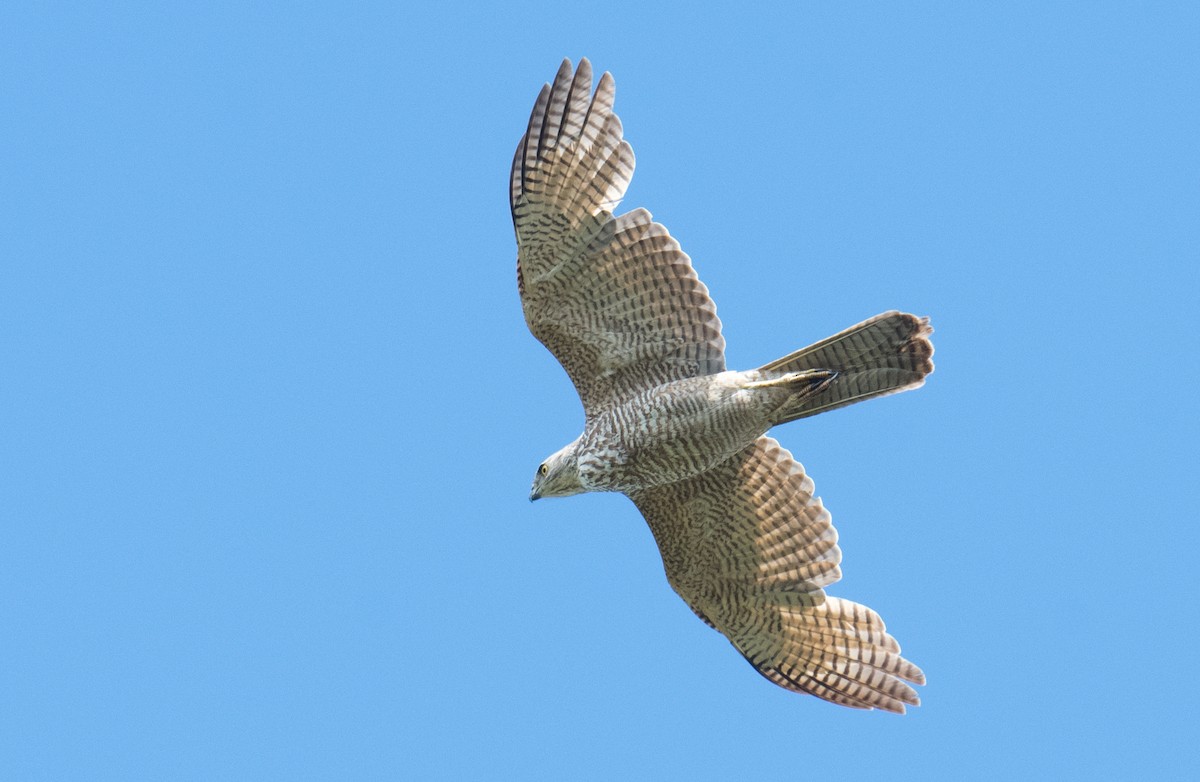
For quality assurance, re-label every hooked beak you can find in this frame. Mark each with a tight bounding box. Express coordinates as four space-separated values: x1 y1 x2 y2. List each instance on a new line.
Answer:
529 488 541 502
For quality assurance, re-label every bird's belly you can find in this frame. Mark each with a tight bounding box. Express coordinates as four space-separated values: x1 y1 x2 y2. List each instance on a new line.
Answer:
580 376 770 492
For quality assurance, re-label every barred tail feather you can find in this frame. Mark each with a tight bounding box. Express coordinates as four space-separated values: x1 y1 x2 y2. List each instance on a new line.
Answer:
763 311 934 424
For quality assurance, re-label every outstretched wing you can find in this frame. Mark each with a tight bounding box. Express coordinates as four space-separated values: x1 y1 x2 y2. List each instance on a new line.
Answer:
511 58 725 415
630 437 925 713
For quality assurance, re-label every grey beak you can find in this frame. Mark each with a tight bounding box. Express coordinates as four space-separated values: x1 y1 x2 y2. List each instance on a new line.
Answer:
529 489 541 502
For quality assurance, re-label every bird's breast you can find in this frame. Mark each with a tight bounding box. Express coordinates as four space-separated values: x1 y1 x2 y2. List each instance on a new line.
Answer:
579 374 773 492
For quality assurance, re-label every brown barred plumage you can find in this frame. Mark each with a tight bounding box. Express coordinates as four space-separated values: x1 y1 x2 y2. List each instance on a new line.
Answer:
516 58 934 713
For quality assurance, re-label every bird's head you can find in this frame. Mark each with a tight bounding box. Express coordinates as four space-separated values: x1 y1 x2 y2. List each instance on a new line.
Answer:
530 441 584 501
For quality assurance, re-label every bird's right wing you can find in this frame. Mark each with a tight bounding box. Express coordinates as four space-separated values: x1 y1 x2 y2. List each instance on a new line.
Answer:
511 58 725 415
629 437 925 712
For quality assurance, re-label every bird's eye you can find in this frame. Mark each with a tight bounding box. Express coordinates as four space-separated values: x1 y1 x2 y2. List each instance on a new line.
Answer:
539 464 548 476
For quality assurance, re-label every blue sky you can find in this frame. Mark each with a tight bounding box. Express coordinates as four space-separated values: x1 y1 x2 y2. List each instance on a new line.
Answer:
3 2 1197 779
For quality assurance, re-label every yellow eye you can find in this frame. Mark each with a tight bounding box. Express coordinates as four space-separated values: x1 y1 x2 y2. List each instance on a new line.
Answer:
539 464 549 476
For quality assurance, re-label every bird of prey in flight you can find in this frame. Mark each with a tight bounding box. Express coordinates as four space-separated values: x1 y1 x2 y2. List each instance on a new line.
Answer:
512 58 934 713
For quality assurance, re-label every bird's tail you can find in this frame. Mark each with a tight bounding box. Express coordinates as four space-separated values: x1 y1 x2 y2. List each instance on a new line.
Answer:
761 311 934 425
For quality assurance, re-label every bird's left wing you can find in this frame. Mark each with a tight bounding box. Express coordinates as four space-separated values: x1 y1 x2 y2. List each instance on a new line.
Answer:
630 437 925 712
511 58 725 415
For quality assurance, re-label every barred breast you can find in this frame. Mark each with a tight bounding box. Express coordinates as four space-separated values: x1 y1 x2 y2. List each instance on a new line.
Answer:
578 372 785 492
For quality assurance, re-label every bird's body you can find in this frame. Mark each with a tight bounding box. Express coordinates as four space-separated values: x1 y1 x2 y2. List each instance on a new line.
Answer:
575 370 804 493
513 58 934 713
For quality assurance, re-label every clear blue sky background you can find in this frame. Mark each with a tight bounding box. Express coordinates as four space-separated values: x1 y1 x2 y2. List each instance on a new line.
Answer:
3 2 1197 779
